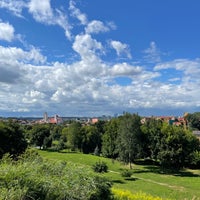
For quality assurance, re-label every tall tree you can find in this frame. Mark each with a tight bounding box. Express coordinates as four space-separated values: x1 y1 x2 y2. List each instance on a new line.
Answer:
141 118 163 159
102 118 119 159
66 122 82 151
117 113 142 168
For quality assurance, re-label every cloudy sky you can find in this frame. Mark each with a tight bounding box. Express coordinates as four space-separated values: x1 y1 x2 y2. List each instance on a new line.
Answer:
0 0 200 117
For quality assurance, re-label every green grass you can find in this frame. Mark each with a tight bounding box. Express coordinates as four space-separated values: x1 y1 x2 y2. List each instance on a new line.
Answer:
39 150 200 200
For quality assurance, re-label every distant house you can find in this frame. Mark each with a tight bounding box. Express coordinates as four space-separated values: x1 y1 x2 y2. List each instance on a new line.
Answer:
91 118 98 124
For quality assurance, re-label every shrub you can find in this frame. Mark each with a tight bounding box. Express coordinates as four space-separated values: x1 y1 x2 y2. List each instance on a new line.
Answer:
90 176 113 200
0 153 112 200
92 160 108 173
121 169 133 178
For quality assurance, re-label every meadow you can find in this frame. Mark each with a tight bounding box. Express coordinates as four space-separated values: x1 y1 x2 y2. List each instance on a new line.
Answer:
39 150 200 200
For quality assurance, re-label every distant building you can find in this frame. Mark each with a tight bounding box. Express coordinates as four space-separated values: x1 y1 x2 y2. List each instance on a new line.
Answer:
39 112 63 124
91 118 98 124
44 112 48 123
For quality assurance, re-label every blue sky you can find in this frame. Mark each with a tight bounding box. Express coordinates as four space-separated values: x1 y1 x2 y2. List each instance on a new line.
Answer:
0 0 200 117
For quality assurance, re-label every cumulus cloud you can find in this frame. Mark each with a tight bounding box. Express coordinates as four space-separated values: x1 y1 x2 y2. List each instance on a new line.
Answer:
0 46 46 64
0 0 200 116
28 0 53 21
110 40 132 59
0 66 21 84
85 20 110 34
0 21 15 42
110 63 142 76
72 34 103 61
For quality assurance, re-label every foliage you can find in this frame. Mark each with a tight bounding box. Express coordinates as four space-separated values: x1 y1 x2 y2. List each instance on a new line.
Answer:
90 176 113 200
0 150 113 200
117 113 142 169
186 112 200 130
102 118 119 159
92 160 108 173
120 169 133 178
0 120 27 159
81 125 102 154
189 151 200 168
141 118 163 159
29 124 51 149
112 189 171 200
66 122 82 150
158 124 200 169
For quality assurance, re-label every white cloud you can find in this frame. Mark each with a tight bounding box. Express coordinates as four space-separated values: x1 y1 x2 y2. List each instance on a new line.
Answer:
0 45 46 64
110 40 132 59
110 63 142 76
28 0 53 21
143 41 161 63
1 41 200 116
85 20 110 34
69 0 88 25
1 1 200 116
0 0 26 17
72 34 103 61
0 21 14 42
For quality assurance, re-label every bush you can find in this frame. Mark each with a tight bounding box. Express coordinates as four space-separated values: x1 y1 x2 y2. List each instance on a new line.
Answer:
90 176 113 200
189 151 200 169
121 169 133 178
0 153 112 200
92 160 108 173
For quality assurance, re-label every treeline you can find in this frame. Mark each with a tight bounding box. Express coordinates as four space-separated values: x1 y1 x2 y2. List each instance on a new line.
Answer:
1 113 200 169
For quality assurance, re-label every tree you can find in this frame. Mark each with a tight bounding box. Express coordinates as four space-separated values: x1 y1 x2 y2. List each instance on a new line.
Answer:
102 118 119 159
186 112 200 130
30 124 51 149
66 122 82 151
117 113 142 168
81 126 101 154
0 121 27 158
141 118 163 159
158 124 200 169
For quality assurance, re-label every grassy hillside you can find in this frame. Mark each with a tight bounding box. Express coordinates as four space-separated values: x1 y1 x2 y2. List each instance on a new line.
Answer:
39 150 200 200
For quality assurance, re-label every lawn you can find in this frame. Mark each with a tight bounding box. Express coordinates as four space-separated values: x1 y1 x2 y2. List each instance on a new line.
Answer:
39 150 200 200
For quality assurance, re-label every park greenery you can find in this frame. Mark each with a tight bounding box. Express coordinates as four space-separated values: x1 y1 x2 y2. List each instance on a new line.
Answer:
0 112 200 199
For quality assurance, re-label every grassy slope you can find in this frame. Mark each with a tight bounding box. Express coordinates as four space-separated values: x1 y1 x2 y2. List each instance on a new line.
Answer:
39 150 200 200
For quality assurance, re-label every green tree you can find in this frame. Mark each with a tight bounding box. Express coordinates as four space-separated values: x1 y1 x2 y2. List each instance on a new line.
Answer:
141 118 163 159
66 122 82 151
158 124 200 169
30 124 51 149
117 113 142 168
81 126 101 154
186 112 200 130
50 125 62 140
102 118 119 159
0 121 27 158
